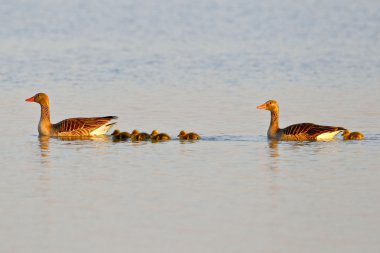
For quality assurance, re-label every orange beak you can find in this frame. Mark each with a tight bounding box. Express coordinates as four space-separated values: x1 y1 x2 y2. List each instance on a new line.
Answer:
256 103 266 109
25 96 35 102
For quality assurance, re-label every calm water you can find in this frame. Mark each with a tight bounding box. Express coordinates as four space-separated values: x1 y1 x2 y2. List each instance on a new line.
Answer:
1 0 380 252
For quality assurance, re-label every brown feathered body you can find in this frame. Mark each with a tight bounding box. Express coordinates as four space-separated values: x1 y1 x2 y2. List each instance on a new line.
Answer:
277 123 345 141
26 93 117 137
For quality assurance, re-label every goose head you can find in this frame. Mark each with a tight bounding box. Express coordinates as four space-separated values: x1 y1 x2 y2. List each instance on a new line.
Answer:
257 100 278 112
25 93 50 107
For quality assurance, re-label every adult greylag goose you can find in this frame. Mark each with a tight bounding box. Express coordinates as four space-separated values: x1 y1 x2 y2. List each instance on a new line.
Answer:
151 130 171 141
26 93 117 137
178 130 201 140
257 100 345 141
342 130 364 140
131 129 151 141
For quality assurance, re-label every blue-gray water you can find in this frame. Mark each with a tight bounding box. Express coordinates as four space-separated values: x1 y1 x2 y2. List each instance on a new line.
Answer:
1 0 380 252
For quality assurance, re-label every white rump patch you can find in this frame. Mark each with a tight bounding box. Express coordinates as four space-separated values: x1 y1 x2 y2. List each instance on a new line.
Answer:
90 123 115 136
316 130 343 141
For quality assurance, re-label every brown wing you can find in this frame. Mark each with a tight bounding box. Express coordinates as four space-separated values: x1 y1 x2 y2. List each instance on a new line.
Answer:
53 116 117 136
282 123 344 140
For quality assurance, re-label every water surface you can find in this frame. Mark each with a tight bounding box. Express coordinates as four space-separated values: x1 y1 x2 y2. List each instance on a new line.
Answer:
1 0 380 252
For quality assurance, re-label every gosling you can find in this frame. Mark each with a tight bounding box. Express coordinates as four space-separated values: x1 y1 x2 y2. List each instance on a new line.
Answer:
111 129 131 140
131 129 151 141
342 130 365 140
178 130 201 140
151 130 171 141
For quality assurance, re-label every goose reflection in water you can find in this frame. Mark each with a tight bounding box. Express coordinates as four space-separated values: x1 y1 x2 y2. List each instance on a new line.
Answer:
268 139 279 158
38 136 50 159
266 139 280 172
38 135 111 159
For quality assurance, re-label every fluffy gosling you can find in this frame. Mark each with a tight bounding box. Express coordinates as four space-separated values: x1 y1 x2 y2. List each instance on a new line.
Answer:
111 129 131 140
178 130 201 140
151 130 171 141
131 129 151 141
342 129 364 140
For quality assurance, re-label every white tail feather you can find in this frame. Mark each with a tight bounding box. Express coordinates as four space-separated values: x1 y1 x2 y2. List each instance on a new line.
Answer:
90 123 116 136
316 130 343 141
